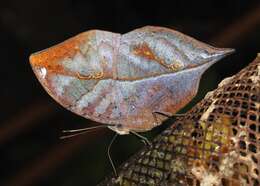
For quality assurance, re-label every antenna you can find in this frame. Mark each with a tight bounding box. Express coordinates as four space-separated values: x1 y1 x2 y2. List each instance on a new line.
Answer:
60 125 108 139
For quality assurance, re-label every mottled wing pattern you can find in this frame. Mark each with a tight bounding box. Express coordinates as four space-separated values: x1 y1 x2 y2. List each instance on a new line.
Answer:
30 26 234 134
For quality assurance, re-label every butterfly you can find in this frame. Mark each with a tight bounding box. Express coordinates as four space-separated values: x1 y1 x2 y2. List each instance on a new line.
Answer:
30 26 234 135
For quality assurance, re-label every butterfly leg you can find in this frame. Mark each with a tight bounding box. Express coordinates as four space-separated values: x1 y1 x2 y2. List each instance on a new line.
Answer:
60 124 119 177
107 133 118 177
153 111 186 118
130 131 152 147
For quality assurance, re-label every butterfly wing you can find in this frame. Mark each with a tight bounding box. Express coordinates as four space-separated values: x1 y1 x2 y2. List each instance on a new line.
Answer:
30 26 234 134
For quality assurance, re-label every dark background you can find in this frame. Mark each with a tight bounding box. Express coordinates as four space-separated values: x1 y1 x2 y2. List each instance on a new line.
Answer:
0 0 260 186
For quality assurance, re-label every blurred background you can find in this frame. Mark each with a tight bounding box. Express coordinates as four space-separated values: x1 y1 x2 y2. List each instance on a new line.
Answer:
0 0 260 185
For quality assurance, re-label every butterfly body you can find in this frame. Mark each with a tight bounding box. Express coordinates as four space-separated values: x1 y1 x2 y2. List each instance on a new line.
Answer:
30 26 234 134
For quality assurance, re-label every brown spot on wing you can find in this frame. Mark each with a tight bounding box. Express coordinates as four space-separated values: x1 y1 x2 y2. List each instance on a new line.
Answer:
76 71 104 80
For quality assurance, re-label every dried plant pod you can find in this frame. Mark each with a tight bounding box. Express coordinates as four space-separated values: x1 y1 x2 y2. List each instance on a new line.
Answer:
30 26 234 134
98 54 260 186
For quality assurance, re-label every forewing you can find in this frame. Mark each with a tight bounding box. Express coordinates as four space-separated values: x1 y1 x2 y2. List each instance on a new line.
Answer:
30 30 120 117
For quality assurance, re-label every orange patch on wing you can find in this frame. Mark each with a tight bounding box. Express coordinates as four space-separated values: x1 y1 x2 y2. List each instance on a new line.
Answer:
133 43 174 71
29 31 94 74
133 43 184 72
133 43 157 61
